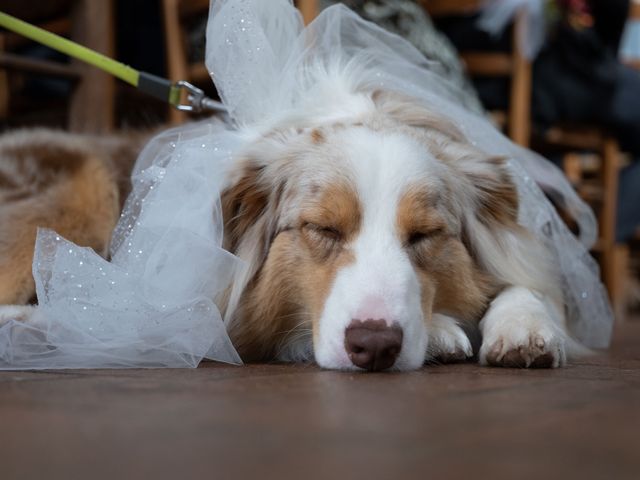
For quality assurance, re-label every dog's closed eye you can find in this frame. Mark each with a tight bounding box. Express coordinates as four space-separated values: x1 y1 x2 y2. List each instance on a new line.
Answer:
303 222 343 242
406 227 444 247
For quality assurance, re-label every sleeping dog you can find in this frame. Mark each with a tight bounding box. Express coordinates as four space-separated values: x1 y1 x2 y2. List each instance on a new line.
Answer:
0 89 575 371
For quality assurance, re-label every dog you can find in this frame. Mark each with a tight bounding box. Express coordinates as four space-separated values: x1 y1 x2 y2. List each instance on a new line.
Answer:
0 84 577 371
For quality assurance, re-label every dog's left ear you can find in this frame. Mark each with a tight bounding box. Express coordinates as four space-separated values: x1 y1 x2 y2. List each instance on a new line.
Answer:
454 152 561 301
457 155 519 227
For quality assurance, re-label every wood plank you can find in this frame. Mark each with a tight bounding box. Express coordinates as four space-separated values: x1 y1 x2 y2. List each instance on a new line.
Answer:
508 10 531 147
0 52 80 79
68 0 115 133
163 0 189 124
600 138 621 304
460 52 512 76
189 62 210 83
178 0 210 18
420 0 483 17
1 322 639 480
611 245 630 321
544 126 606 150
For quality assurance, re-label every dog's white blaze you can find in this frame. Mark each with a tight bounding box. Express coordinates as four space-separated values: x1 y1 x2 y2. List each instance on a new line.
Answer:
314 129 440 370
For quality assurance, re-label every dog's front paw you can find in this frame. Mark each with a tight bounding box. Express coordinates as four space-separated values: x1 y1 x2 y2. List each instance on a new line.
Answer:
427 314 473 363
479 287 566 368
479 325 566 368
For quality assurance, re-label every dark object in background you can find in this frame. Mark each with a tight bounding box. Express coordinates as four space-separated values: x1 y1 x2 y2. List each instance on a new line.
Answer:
618 161 640 241
532 0 635 133
14 47 73 100
434 0 640 242
591 0 631 53
115 0 165 78
1 0 169 131
115 0 167 128
432 12 511 112
435 0 638 152
532 0 640 242
532 19 620 128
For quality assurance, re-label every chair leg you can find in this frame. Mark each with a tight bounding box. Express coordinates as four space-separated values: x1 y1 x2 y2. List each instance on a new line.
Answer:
611 245 630 322
68 0 115 133
599 138 622 314
508 9 531 148
162 0 189 125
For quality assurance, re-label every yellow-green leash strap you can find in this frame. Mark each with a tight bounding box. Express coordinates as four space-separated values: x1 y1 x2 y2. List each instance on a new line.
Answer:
0 11 224 113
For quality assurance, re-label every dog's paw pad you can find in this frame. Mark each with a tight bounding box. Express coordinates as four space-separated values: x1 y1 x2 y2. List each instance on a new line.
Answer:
480 329 565 368
427 320 473 364
432 348 471 363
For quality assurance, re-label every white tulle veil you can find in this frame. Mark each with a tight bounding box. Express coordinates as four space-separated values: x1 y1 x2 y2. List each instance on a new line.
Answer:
0 0 612 369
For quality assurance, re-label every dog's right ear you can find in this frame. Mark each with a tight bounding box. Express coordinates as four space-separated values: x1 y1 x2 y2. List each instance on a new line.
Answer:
220 158 285 326
220 160 269 253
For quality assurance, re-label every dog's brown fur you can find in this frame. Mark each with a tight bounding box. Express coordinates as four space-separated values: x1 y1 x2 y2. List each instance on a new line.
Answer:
222 175 363 360
0 129 147 304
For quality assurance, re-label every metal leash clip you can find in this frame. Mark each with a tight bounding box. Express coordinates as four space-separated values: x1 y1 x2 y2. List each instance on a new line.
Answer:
173 80 227 113
0 11 229 115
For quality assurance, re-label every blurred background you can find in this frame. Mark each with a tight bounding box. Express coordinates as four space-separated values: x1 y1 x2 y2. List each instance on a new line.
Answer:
1 0 639 321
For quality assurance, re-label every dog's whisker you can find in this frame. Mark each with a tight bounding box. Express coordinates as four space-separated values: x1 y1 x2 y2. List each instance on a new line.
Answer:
273 315 314 360
266 327 312 361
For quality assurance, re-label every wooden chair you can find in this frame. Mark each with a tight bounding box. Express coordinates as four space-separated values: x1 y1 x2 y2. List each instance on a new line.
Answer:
540 0 639 319
422 0 626 316
162 0 320 124
421 0 531 147
0 0 116 133
547 129 626 319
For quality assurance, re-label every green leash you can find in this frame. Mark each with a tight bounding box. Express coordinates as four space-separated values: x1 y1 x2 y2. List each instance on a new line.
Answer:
0 11 225 113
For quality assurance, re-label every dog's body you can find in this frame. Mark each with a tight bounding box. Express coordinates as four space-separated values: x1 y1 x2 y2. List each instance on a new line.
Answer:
0 88 577 371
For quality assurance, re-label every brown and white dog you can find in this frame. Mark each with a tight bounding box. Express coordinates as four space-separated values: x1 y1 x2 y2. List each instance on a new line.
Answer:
0 90 574 371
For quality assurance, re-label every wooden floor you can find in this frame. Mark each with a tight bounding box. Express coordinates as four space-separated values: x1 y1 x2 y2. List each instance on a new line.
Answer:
1 323 639 480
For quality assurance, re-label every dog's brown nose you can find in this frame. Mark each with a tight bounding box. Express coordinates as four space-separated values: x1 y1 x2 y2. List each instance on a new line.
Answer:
345 319 403 371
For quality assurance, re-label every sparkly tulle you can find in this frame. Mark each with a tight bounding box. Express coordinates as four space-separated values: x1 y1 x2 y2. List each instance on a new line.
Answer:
0 0 612 369
0 122 243 368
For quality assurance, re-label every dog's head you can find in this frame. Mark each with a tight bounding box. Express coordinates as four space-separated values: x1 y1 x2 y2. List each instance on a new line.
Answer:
220 91 529 371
